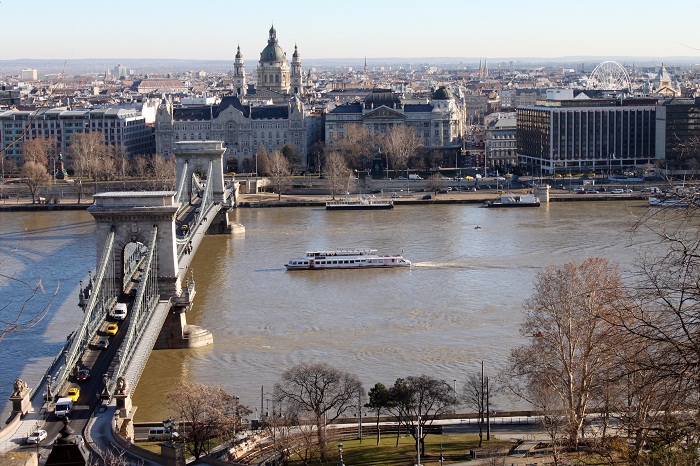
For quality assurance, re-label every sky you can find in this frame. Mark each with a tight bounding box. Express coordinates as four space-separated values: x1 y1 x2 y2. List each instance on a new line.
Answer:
1 0 700 61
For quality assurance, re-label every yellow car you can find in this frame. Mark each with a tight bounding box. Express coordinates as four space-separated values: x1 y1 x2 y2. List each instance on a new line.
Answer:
66 387 80 402
106 323 118 335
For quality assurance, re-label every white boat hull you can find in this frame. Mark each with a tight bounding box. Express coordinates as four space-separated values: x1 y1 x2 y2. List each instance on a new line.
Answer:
285 249 411 270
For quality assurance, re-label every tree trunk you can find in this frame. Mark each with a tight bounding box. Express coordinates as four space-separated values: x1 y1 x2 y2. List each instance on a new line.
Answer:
376 414 381 445
316 415 326 463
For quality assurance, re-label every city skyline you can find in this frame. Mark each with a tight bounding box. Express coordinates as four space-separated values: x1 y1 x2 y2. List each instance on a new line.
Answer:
2 0 700 62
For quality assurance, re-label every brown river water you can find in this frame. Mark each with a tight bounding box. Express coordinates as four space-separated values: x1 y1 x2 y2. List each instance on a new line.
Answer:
0 201 662 421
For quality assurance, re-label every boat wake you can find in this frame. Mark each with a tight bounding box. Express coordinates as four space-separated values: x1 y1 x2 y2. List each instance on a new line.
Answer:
255 268 287 272
412 262 474 269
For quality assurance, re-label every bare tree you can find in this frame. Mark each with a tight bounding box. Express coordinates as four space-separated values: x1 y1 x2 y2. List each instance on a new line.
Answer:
324 150 351 199
335 124 373 169
150 153 176 190
110 145 129 189
384 125 422 174
130 155 149 181
69 131 106 193
167 381 250 460
22 137 57 168
274 362 363 463
4 157 17 178
90 444 144 466
531 383 567 466
266 150 290 200
21 161 50 203
425 173 447 195
462 372 488 447
0 236 58 344
388 375 458 455
505 258 624 450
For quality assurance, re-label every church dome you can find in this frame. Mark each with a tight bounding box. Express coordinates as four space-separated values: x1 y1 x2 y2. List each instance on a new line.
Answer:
260 23 286 63
433 86 453 100
261 43 286 62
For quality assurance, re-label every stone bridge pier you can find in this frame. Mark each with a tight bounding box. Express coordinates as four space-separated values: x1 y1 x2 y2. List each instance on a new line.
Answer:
175 140 235 234
89 192 211 349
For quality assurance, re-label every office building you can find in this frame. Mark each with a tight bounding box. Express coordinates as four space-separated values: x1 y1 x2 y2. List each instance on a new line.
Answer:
20 69 38 81
517 98 657 174
0 107 154 164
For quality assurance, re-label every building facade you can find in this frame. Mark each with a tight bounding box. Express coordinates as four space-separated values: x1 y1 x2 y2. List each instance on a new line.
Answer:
655 97 700 169
325 87 465 156
484 112 517 170
517 98 657 174
155 96 306 171
0 107 154 164
20 69 38 81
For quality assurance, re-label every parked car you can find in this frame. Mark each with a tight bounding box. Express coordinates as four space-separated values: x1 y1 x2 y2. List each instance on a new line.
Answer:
76 369 90 382
422 194 432 200
610 189 625 194
27 429 47 444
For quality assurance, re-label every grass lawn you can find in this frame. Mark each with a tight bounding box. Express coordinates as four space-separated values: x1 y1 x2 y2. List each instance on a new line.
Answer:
285 433 513 465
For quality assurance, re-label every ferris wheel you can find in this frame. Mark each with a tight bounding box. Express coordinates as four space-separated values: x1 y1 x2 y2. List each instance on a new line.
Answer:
588 61 631 90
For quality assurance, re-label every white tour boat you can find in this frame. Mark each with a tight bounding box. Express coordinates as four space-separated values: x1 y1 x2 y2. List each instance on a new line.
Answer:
285 249 411 270
326 196 394 210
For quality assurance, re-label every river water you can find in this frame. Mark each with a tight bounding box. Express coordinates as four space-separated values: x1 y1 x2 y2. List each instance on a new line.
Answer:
1 201 661 421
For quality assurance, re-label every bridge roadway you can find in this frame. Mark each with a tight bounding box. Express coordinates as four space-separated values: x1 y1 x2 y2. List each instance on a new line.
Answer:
0 193 228 461
2 140 238 460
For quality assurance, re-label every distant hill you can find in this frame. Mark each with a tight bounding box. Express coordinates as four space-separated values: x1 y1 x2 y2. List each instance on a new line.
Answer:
1 56 699 76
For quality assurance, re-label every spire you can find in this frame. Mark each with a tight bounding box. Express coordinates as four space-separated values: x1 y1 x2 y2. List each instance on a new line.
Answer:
269 23 277 43
235 44 242 59
293 43 299 59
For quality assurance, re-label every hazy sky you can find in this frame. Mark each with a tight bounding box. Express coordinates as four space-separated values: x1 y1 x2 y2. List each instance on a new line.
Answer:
2 0 700 61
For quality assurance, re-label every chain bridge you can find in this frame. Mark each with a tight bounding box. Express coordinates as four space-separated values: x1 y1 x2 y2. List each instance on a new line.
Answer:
1 141 244 461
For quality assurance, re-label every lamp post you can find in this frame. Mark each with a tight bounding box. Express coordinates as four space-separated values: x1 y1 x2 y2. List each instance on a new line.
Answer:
416 415 422 466
338 443 345 466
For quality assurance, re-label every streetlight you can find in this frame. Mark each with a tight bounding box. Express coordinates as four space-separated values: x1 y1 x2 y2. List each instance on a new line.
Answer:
338 443 345 466
416 415 422 466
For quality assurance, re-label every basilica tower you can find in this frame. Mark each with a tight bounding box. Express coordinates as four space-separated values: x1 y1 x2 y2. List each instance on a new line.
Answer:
257 24 291 94
233 45 246 96
291 44 302 94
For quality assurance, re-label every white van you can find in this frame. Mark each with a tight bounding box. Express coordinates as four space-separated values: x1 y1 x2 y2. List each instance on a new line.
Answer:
113 303 128 321
55 397 73 418
148 427 179 441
